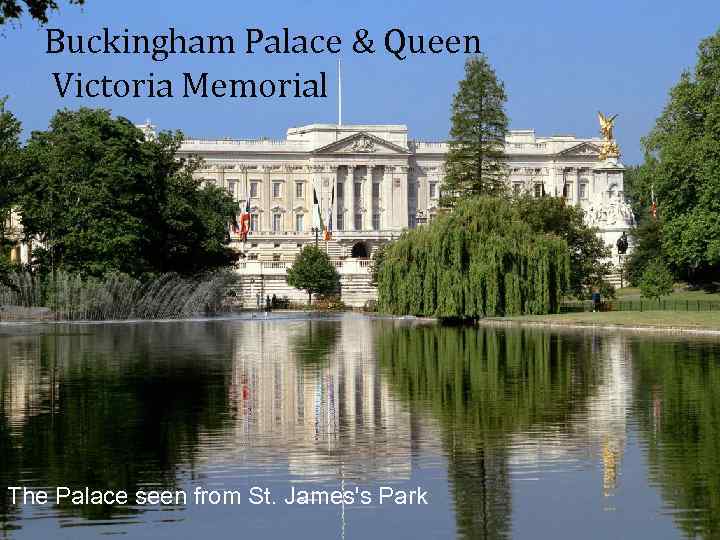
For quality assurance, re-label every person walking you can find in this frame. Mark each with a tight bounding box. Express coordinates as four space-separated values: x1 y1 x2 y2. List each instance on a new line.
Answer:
591 289 601 312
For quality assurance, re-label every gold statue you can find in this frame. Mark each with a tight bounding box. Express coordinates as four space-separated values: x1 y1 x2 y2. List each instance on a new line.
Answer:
597 112 620 160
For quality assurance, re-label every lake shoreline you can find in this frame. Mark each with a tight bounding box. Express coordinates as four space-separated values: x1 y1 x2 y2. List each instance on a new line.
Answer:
479 316 720 336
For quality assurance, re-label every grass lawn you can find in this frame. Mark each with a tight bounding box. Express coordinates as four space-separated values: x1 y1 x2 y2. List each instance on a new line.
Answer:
498 311 720 330
615 285 720 302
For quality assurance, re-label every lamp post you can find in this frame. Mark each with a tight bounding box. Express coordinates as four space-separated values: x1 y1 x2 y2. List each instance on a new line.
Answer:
311 226 320 247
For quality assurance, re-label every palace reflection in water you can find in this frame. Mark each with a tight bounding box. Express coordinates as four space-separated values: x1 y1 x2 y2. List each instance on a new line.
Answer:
1 315 720 539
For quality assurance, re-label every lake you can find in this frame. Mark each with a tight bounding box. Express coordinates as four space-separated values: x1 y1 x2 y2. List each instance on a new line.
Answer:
1 313 719 539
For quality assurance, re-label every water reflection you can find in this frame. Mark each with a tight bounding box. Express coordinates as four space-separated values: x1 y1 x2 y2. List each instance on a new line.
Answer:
0 316 719 539
631 337 720 538
376 326 606 539
0 322 234 524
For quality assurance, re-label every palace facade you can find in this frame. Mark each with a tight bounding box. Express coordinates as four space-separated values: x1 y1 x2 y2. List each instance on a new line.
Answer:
150 120 634 264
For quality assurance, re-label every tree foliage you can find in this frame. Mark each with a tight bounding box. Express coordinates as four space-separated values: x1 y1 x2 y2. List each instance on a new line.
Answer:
286 245 340 304
0 98 22 237
441 54 509 206
377 197 570 319
631 29 720 283
513 195 612 299
639 259 674 301
0 0 84 25
16 108 237 277
0 98 23 287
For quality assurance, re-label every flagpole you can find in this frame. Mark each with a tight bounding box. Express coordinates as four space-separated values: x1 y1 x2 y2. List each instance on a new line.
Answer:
338 57 342 126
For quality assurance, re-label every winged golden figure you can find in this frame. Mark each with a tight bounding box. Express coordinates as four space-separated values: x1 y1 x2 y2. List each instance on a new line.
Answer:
597 112 618 141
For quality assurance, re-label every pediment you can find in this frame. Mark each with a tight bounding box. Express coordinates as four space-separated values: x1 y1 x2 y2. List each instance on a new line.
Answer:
558 142 601 157
312 132 410 155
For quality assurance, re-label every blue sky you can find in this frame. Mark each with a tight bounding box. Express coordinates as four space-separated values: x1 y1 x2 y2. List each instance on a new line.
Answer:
1 0 719 163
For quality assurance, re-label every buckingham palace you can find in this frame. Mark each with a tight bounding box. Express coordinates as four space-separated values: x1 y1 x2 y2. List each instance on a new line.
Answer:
136 119 635 306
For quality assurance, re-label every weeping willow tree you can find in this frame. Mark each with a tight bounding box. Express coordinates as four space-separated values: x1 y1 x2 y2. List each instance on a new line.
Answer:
377 197 570 319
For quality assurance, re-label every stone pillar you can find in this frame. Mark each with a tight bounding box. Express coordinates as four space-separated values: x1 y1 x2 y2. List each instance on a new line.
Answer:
571 168 580 205
345 165 355 231
382 165 393 231
364 164 374 230
263 165 272 232
417 173 428 220
395 165 409 229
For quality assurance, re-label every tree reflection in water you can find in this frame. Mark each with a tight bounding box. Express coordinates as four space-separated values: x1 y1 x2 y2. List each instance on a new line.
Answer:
377 325 601 540
0 322 234 525
632 337 720 540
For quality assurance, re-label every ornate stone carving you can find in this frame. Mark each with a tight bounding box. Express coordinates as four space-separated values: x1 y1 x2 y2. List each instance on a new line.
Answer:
585 196 634 228
349 137 376 153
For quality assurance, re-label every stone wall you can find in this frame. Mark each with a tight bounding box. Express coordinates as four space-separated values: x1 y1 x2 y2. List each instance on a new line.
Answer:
227 259 377 309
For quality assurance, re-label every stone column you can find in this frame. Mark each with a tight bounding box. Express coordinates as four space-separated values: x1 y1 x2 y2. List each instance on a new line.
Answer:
417 173 428 220
396 165 409 229
364 164 374 230
382 165 393 231
263 165 272 232
571 168 580 205
345 165 355 231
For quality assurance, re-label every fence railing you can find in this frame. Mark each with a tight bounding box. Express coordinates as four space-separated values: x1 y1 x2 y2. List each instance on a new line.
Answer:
560 299 720 313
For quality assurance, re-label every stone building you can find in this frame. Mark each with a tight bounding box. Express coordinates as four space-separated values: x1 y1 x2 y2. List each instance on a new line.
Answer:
150 120 633 306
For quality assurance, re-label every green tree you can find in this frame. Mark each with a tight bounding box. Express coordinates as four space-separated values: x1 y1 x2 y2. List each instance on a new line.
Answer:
639 258 674 301
369 243 387 286
0 98 23 287
17 108 237 277
440 54 509 206
377 197 570 319
634 29 720 283
625 217 664 285
0 0 85 25
286 245 340 304
514 195 612 299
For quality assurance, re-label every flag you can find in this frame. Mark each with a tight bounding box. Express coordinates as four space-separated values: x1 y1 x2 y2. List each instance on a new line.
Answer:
231 214 240 236
650 185 657 219
312 186 324 233
239 185 251 242
324 186 334 241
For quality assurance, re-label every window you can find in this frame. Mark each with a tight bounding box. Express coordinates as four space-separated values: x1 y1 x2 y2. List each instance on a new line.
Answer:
336 182 344 200
579 183 588 200
354 182 362 202
273 254 281 261
250 214 259 232
372 213 380 231
534 183 543 198
295 214 304 232
272 214 282 232
337 213 344 231
251 243 258 248
354 213 362 230
250 181 259 198
409 214 417 228
563 183 572 199
273 242 280 248
372 182 380 199
429 182 437 198
295 182 303 198
248 253 258 260
227 180 237 197
513 183 522 196
272 182 282 199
